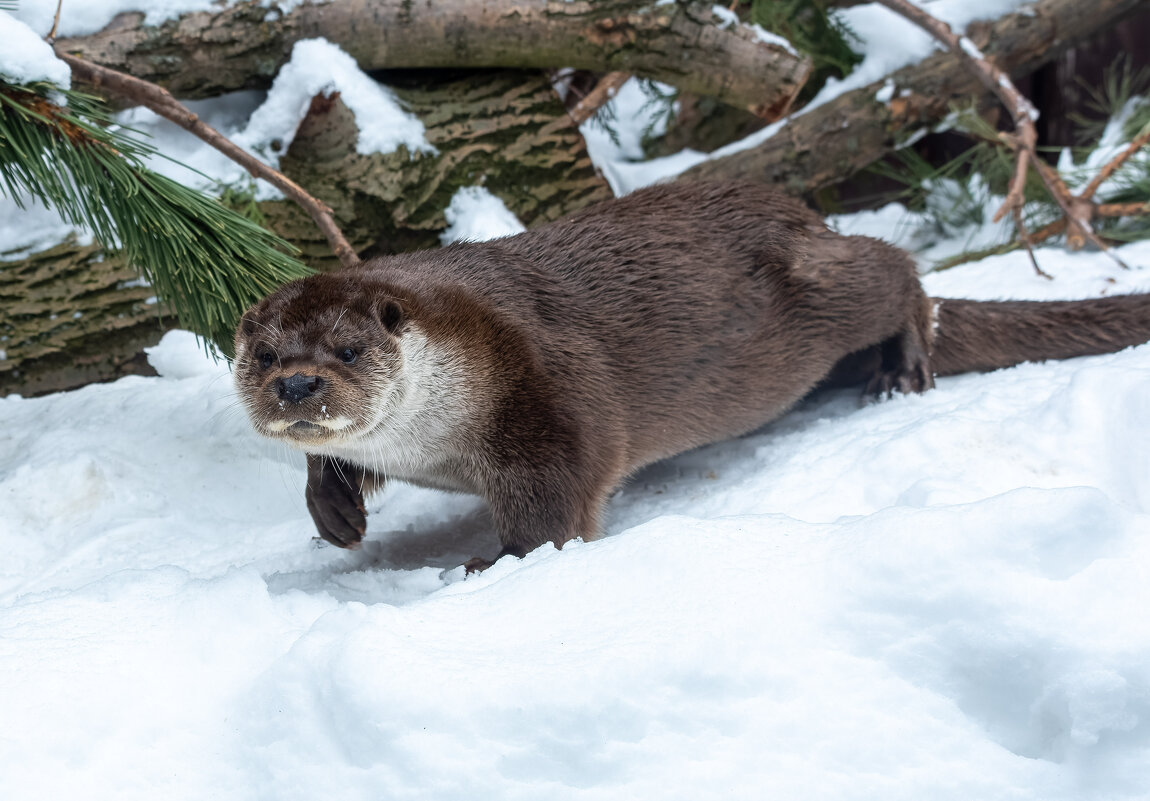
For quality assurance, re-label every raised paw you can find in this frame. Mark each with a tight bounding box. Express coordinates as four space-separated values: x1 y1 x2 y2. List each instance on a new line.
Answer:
305 455 366 548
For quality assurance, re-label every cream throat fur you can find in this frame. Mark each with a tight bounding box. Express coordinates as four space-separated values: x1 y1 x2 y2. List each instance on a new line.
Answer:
304 326 482 492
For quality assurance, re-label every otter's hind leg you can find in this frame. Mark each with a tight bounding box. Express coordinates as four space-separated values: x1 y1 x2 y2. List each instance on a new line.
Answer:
864 296 936 397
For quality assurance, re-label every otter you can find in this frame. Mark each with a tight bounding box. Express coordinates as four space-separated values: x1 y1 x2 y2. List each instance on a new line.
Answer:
234 182 1150 570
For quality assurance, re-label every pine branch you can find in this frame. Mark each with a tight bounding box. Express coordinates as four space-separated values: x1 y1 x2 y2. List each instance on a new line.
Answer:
55 51 361 270
0 81 313 354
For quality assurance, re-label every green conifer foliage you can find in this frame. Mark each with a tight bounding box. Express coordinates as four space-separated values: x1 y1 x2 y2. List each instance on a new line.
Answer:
0 80 313 356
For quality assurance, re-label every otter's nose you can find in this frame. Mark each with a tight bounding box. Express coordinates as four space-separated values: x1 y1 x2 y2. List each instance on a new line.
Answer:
276 373 324 404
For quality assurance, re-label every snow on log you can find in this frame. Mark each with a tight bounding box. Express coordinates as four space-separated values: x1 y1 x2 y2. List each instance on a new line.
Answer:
55 0 812 120
680 0 1142 193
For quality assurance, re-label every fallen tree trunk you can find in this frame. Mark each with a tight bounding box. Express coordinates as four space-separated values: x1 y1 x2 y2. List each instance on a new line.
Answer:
0 239 170 396
259 69 612 271
0 68 609 394
679 0 1142 193
56 0 811 120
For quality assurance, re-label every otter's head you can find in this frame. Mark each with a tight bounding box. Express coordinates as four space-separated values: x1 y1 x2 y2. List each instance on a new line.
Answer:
233 273 407 449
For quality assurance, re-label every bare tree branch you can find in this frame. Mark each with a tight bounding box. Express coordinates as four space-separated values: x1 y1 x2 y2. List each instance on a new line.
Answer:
1080 122 1150 201
567 72 632 127
680 0 1143 196
873 0 1133 269
45 0 63 44
56 52 361 270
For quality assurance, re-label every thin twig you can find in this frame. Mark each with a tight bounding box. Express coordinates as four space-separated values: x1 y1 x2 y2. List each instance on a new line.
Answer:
995 131 1033 227
45 0 63 44
873 0 1134 271
567 72 632 126
1079 121 1150 201
55 51 360 270
1097 201 1150 217
1030 155 1128 267
1011 203 1051 279
1026 217 1069 246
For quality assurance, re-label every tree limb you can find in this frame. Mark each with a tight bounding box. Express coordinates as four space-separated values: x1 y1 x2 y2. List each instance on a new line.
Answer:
1080 121 1150 201
55 0 811 121
56 52 361 270
680 0 1142 196
872 0 1127 269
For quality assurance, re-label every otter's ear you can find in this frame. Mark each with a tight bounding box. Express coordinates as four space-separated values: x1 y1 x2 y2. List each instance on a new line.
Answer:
378 299 405 334
238 308 260 337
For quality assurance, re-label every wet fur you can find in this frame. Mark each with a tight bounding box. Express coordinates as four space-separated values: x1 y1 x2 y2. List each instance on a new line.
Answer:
235 182 1150 565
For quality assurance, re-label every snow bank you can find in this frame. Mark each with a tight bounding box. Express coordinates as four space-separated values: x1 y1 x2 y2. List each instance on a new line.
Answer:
3 3 1150 793
9 0 313 38
2 240 1150 799
113 38 435 201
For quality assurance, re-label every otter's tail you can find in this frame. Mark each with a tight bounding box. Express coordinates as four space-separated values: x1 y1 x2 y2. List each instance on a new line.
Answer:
930 295 1150 377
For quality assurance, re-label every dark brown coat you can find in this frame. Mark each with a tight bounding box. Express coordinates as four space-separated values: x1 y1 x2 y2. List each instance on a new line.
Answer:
234 182 1150 567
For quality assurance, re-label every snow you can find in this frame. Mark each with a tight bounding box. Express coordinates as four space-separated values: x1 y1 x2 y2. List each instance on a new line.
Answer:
439 186 526 245
0 193 93 260
4 6 1150 793
8 0 316 37
709 3 799 57
238 38 435 165
581 0 1045 190
0 10 71 87
1061 98 1150 197
4 219 1150 799
111 38 434 201
875 78 897 104
749 22 801 57
800 0 1035 116
580 79 707 196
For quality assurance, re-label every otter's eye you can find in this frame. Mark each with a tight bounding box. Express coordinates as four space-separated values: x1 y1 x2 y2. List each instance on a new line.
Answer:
339 347 357 364
259 352 274 369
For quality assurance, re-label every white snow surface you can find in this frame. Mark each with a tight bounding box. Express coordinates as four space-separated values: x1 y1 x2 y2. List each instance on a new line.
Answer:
440 186 526 245
9 0 318 37
3 2 1150 792
0 193 93 260
0 10 71 87
580 78 706 196
3 235 1150 798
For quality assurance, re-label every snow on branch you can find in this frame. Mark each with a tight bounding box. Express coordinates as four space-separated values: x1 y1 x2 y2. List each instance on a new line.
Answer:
873 0 1143 271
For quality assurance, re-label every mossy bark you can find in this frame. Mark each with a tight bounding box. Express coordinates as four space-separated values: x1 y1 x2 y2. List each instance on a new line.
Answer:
57 0 810 120
259 70 613 271
0 239 172 397
0 69 609 394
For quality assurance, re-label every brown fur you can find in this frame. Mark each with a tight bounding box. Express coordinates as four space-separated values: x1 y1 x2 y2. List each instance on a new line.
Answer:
234 182 1150 567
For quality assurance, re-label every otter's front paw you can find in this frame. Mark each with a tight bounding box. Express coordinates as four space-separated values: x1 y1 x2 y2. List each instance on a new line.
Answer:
305 457 366 548
462 544 529 574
